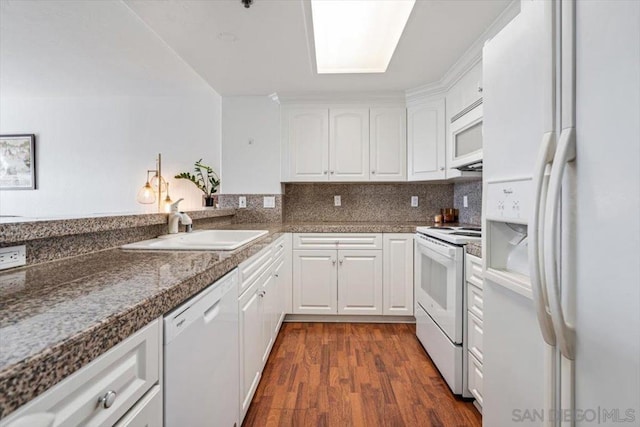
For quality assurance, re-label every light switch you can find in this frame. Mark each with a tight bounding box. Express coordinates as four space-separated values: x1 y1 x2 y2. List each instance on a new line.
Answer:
463 195 468 208
411 196 418 207
334 195 341 206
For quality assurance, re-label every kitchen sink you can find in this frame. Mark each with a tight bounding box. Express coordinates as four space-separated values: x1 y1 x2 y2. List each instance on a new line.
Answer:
121 229 269 251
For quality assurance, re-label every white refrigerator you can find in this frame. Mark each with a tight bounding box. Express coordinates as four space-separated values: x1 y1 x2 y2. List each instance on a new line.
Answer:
482 1 640 426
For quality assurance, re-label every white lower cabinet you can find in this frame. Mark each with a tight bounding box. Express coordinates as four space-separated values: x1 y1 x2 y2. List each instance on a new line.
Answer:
382 234 414 316
292 249 338 314
113 385 162 427
465 253 484 410
292 233 386 316
337 250 382 315
238 233 291 423
239 275 265 418
1 320 162 427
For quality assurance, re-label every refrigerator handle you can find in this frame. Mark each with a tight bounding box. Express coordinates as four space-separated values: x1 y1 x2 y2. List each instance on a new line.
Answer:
529 131 557 346
544 127 576 360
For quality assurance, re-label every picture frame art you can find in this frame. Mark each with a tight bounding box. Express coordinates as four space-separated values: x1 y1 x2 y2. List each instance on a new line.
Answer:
0 134 36 190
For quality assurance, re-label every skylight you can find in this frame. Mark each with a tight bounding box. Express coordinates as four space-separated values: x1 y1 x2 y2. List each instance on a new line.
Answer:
311 0 416 74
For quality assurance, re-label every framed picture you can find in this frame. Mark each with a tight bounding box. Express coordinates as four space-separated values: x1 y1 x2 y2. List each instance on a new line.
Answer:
0 134 36 190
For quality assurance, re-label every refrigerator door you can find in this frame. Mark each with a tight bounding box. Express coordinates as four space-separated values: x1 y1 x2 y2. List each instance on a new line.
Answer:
482 1 556 425
574 0 640 423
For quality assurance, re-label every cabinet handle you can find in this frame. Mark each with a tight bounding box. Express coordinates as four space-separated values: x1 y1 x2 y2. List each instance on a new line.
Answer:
440 167 445 171
332 259 336 266
330 171 334 174
323 170 328 175
371 170 376 174
258 290 266 298
339 259 344 265
98 390 117 409
274 273 279 278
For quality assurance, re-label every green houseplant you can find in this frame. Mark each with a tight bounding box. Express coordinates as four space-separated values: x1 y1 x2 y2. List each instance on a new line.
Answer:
175 159 220 207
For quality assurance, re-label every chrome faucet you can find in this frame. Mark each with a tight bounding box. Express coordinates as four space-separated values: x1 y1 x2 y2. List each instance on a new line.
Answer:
168 198 193 234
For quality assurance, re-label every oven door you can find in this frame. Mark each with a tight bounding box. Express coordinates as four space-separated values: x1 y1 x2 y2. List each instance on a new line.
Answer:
414 234 464 344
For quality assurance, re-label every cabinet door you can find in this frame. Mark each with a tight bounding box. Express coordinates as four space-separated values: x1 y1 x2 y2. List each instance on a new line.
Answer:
113 386 162 427
239 285 262 416
337 250 382 315
283 107 329 181
382 234 414 316
407 98 446 181
370 107 407 181
292 250 337 314
329 108 370 181
260 271 277 367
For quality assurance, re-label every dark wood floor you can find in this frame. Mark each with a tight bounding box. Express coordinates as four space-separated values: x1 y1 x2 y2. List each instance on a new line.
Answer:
243 322 481 427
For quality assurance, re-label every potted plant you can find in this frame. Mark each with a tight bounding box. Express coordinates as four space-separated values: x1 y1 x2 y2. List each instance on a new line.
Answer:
175 159 220 207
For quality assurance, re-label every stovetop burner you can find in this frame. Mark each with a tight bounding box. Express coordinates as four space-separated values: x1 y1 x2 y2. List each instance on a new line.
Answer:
451 232 482 237
460 227 481 232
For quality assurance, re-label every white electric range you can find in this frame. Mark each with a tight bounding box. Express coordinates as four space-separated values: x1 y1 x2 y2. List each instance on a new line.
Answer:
414 224 481 397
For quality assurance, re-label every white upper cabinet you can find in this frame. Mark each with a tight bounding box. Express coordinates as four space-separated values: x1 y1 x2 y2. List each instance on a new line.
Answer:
369 107 407 181
446 61 484 179
407 98 446 181
282 104 407 182
282 107 329 181
329 109 370 181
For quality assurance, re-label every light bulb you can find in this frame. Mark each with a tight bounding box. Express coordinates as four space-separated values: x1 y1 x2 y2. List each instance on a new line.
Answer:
137 182 156 204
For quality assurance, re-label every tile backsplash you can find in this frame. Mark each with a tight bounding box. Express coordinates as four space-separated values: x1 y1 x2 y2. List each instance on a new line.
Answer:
453 180 482 225
283 183 454 222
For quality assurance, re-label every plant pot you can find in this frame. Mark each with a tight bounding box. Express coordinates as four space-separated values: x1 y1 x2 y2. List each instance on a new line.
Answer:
203 195 218 208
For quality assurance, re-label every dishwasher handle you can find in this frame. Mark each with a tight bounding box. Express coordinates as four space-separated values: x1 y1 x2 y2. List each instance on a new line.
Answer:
204 300 222 324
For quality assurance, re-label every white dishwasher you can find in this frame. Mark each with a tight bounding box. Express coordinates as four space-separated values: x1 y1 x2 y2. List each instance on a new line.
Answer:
164 269 239 427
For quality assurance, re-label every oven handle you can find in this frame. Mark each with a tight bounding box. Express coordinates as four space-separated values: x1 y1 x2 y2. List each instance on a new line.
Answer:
415 234 456 259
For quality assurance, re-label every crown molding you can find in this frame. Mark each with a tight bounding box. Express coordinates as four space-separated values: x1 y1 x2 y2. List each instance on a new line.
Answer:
406 0 521 104
275 91 407 105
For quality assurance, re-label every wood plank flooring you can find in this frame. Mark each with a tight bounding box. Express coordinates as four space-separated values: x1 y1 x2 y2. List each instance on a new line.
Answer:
243 322 481 427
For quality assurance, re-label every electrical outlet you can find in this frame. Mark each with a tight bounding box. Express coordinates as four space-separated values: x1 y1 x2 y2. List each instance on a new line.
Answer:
238 196 247 208
263 196 275 208
334 195 341 206
0 245 26 270
463 195 469 208
411 196 419 207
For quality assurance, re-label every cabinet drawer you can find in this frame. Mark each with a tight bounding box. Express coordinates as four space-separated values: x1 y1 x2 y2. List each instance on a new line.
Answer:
272 235 286 260
467 282 483 320
1 320 160 427
113 385 162 427
293 233 382 250
465 254 483 289
239 245 273 296
467 353 484 406
467 311 483 363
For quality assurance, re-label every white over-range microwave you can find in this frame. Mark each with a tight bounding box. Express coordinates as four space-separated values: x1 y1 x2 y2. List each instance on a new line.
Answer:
450 99 483 171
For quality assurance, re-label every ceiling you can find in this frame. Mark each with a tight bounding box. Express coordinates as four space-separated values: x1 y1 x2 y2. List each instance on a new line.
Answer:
0 0 214 97
125 0 512 96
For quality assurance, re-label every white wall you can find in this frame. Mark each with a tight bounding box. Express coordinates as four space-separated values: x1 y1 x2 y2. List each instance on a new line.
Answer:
0 95 221 217
0 1 223 217
221 96 281 194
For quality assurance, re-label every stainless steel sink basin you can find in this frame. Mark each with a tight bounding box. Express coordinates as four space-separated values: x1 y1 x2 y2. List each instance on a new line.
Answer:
121 229 269 251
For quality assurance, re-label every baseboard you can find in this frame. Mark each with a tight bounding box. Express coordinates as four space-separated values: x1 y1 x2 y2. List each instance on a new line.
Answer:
284 314 416 324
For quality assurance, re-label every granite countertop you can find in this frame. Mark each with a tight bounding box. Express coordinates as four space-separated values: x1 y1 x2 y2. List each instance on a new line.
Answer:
465 242 483 258
0 221 427 417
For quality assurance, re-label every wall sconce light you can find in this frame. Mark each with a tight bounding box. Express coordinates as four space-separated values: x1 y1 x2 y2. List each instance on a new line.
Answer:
136 153 169 212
